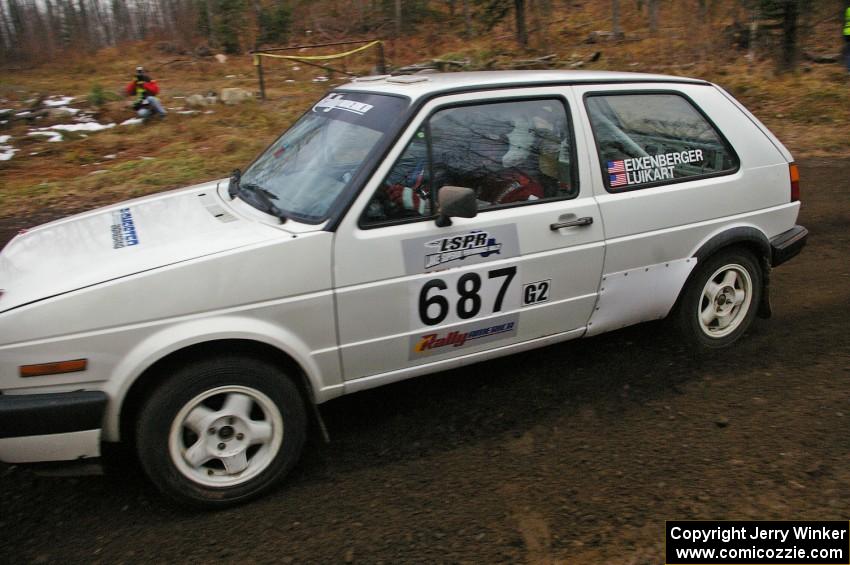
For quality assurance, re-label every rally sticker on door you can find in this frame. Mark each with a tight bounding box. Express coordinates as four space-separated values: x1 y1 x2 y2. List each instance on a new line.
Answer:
402 224 520 274
409 313 519 359
413 266 519 328
607 149 705 188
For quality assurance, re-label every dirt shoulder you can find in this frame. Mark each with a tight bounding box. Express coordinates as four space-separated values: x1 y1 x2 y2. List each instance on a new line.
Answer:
0 159 847 563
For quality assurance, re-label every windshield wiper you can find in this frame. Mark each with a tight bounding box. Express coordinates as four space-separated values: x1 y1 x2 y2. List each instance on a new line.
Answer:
239 182 288 222
228 169 241 199
228 169 287 222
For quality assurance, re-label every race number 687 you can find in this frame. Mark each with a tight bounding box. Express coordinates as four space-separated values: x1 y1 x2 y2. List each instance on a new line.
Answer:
418 267 516 326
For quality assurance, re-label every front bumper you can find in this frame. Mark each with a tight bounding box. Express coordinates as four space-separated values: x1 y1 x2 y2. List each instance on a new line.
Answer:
770 225 808 267
0 391 107 463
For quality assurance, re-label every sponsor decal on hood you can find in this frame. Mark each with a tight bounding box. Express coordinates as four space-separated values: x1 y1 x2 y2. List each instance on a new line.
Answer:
0 183 283 312
110 207 140 249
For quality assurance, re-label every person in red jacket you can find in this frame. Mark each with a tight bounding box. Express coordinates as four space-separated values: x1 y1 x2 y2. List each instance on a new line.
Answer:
125 66 166 119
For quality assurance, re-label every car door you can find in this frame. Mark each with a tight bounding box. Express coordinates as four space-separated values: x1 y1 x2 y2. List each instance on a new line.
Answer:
573 84 784 335
333 87 605 385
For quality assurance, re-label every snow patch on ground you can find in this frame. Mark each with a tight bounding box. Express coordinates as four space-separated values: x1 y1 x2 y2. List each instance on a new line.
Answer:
45 122 116 132
0 135 10 143
28 131 63 142
0 145 17 161
120 118 144 126
44 96 75 107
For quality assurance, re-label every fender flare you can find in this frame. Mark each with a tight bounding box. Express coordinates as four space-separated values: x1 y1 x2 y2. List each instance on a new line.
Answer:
101 316 337 442
687 226 773 319
692 226 770 263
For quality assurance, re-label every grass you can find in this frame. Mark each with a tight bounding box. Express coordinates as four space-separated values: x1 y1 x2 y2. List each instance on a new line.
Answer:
0 50 326 219
1 0 848 221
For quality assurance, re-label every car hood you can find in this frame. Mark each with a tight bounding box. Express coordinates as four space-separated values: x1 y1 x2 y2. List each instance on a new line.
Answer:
0 181 286 312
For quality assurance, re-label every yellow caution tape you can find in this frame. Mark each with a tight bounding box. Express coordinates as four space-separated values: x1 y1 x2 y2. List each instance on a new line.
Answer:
253 41 381 66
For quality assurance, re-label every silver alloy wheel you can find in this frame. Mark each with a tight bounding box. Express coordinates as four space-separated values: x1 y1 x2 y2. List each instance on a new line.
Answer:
697 263 753 339
168 385 284 488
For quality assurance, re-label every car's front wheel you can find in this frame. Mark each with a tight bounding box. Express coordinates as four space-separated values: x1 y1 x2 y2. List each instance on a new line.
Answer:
675 248 763 349
136 356 306 508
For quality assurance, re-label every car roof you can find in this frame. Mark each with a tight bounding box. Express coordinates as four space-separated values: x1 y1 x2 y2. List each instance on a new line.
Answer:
339 70 710 100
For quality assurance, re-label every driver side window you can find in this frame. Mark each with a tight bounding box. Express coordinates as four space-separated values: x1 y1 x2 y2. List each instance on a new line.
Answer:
361 129 431 225
361 98 578 227
429 99 576 213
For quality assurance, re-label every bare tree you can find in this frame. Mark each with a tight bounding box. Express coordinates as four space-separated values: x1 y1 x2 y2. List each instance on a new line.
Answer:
648 0 658 33
515 0 527 46
0 3 13 53
612 0 621 35
205 0 215 44
777 0 800 72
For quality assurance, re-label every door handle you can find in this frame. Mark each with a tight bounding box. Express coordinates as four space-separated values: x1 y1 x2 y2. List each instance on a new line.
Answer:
550 217 594 230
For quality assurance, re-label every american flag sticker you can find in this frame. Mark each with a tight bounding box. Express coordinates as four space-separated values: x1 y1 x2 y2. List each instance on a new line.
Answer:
609 173 628 187
607 160 626 173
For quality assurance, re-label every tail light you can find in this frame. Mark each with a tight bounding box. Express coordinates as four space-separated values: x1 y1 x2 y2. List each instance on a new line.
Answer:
789 163 800 202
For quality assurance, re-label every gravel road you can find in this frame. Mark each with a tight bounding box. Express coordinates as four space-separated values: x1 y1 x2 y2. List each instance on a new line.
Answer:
1 158 848 564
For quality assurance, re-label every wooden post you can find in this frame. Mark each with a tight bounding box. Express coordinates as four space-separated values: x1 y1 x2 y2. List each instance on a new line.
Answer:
256 55 266 101
376 41 386 74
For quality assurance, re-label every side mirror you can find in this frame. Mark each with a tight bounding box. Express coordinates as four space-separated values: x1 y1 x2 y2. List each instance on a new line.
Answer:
435 186 477 227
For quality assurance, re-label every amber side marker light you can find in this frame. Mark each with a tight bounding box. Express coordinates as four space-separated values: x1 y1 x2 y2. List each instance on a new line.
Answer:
20 359 88 378
789 163 800 202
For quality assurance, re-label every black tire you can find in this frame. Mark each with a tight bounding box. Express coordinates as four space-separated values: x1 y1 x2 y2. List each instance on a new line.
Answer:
675 248 763 349
136 356 306 509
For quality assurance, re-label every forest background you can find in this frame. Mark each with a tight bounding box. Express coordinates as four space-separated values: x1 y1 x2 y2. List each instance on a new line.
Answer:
0 0 847 220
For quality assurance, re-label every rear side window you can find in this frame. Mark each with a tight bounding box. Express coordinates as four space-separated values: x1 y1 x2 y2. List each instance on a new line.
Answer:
585 92 738 192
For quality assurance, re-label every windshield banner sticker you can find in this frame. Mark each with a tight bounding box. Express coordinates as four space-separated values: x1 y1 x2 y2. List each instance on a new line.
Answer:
410 313 519 359
110 207 140 249
313 93 374 116
402 224 520 274
307 91 406 133
608 149 704 188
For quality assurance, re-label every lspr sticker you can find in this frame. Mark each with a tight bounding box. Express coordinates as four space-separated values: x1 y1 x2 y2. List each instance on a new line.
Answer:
402 224 519 274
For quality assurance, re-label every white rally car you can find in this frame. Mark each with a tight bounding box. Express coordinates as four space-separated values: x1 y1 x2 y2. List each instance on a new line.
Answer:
0 71 807 507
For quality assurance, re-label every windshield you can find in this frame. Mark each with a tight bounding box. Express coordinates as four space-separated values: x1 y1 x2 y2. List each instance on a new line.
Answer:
240 92 408 223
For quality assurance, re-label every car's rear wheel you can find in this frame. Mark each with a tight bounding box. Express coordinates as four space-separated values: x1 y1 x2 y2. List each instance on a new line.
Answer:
676 249 762 349
136 356 306 509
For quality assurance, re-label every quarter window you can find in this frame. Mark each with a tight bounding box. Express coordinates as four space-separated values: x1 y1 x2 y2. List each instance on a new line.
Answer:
362 98 578 226
585 93 738 192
